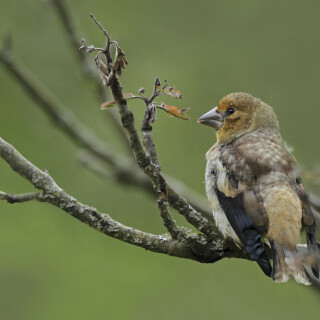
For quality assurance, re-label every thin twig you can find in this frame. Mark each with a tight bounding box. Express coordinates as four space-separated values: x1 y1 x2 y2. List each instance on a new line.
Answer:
0 49 118 167
165 174 212 220
50 0 130 150
0 191 43 204
148 77 162 104
139 80 186 240
90 14 110 42
111 74 219 238
78 151 152 189
50 0 89 73
89 14 113 67
157 193 186 240
77 151 214 221
89 17 221 240
140 79 162 167
0 43 213 220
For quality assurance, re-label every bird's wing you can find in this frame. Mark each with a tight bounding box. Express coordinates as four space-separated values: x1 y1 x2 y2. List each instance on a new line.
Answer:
215 188 272 277
211 129 319 278
218 129 298 230
213 130 299 276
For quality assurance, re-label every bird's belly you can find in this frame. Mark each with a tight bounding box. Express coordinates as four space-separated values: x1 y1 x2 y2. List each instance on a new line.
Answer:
206 186 240 242
205 148 240 243
212 207 240 242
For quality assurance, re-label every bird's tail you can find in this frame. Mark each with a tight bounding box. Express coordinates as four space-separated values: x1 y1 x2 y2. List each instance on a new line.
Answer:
270 241 311 285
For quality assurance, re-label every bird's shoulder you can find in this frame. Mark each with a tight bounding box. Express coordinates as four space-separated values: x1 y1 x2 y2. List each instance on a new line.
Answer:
205 128 300 198
220 128 298 180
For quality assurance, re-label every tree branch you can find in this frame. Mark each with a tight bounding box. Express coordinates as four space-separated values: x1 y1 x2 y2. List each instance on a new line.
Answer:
85 16 220 240
77 151 152 189
0 48 116 167
0 136 239 263
110 73 220 239
0 41 213 221
77 150 213 220
157 194 184 240
0 191 43 204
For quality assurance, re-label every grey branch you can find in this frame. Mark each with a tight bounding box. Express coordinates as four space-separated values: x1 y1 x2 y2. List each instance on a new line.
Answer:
0 49 115 167
77 151 152 189
89 17 220 240
139 81 190 244
157 195 182 240
77 151 214 221
0 191 43 204
111 73 220 239
0 39 213 221
0 137 238 263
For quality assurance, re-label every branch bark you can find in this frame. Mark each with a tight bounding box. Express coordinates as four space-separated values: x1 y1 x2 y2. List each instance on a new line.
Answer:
87 17 220 241
0 191 43 204
0 137 240 263
0 44 213 220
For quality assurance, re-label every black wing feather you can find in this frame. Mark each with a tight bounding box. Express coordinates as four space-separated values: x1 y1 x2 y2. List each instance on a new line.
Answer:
306 219 319 278
216 189 272 277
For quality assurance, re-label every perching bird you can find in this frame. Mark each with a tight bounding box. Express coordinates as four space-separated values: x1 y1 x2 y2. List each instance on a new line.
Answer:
198 92 319 285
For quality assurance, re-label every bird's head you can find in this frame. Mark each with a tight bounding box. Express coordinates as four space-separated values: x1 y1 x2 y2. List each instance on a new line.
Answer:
198 92 279 143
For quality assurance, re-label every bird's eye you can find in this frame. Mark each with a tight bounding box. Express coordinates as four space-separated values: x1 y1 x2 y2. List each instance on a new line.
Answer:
227 108 236 116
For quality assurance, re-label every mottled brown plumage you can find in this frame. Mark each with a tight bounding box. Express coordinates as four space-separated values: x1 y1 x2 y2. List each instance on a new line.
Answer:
199 92 319 284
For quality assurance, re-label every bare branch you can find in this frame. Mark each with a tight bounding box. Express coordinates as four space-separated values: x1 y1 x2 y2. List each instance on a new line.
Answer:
0 44 213 223
2 136 313 266
157 194 184 240
0 138 191 259
78 151 152 189
0 191 43 204
137 79 197 246
50 0 130 149
50 0 89 73
78 151 214 221
0 49 117 167
112 75 219 238
77 150 214 220
155 192 222 264
90 14 111 44
87 17 220 240
0 136 238 263
165 175 212 220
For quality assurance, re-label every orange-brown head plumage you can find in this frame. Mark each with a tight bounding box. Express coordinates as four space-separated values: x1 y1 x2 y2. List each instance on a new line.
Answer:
217 92 279 143
198 92 280 144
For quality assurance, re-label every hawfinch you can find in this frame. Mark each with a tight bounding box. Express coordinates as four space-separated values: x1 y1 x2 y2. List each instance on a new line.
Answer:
198 92 319 285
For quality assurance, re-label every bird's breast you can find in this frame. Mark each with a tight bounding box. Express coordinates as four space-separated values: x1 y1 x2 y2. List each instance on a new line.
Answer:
205 147 240 242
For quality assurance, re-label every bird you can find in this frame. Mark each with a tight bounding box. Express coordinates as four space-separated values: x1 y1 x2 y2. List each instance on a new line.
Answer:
198 92 319 285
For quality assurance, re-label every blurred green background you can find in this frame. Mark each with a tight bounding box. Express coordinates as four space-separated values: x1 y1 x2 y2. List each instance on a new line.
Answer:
1 0 320 319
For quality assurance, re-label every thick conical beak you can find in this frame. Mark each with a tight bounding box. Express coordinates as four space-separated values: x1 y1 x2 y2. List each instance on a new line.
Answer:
197 107 224 130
